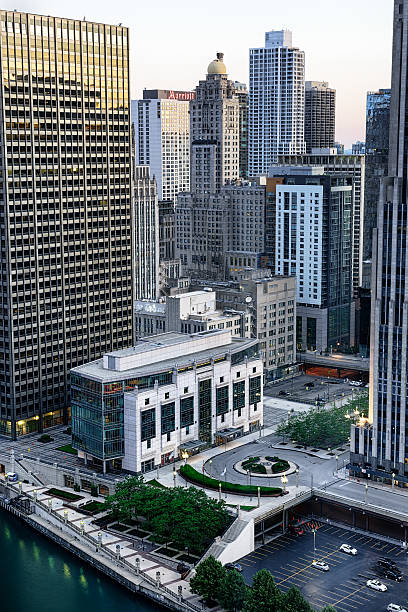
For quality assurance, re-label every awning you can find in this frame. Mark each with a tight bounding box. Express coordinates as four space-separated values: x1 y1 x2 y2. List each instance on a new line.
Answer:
179 440 207 452
215 426 244 441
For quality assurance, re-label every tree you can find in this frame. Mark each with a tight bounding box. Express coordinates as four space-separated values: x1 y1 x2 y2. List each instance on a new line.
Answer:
320 607 337 612
190 556 226 603
218 569 248 611
242 569 281 612
280 586 313 611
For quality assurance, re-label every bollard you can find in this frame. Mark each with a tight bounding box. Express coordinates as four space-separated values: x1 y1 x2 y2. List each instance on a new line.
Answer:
135 557 140 575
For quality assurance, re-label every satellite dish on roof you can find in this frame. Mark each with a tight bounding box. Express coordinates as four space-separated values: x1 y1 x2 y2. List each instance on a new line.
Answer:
245 296 252 304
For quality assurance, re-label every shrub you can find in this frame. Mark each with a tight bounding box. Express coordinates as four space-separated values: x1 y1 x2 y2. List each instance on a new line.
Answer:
38 434 53 443
90 484 98 497
271 460 290 473
248 463 267 474
46 487 82 501
265 456 279 462
180 464 282 496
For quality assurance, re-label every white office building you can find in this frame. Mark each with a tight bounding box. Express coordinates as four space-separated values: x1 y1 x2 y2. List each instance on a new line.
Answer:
249 30 306 175
71 330 263 473
133 90 191 203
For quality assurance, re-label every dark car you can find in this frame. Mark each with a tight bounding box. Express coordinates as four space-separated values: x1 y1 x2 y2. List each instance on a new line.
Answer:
288 524 304 536
225 562 243 572
278 390 289 397
375 566 403 582
378 558 400 571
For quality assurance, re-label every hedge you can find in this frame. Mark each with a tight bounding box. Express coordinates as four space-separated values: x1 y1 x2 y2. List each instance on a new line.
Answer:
179 464 282 496
271 460 290 473
46 488 83 502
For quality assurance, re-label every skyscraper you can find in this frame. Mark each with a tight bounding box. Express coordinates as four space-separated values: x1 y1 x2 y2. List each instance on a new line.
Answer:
304 81 336 154
0 11 133 439
132 89 191 203
350 0 408 484
249 30 306 175
134 166 160 300
363 89 391 261
190 53 240 194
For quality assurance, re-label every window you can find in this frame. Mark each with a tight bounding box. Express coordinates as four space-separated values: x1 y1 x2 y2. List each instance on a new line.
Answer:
250 376 261 406
233 381 245 411
220 376 224 383
144 398 150 406
180 396 194 427
165 392 170 399
161 402 175 435
141 408 155 442
216 385 229 415
184 387 189 394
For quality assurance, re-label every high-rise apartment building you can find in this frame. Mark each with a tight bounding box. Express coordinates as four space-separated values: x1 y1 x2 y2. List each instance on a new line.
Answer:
278 151 365 296
134 166 159 300
249 30 306 175
190 53 240 194
363 89 391 261
0 11 133 439
271 168 354 351
233 81 249 178
132 90 191 203
351 0 408 485
304 81 336 154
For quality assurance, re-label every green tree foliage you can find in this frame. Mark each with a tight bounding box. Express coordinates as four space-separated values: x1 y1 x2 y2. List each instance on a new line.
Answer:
242 569 282 612
320 607 337 612
104 476 229 554
276 392 368 448
218 569 248 611
280 586 314 611
190 555 226 602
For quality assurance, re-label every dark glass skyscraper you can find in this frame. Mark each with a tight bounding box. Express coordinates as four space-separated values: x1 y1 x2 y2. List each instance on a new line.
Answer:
351 0 408 484
304 81 336 154
363 89 391 261
0 12 134 439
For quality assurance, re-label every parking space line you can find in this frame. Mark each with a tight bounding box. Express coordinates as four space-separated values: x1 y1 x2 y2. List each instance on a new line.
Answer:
331 585 372 608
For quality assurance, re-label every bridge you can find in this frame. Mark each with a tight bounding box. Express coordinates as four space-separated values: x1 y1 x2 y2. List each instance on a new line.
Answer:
299 352 369 375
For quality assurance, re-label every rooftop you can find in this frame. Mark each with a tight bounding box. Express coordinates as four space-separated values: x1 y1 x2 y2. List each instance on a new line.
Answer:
71 330 258 383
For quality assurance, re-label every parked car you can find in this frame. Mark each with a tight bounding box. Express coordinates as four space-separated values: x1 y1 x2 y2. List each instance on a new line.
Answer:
5 472 18 483
224 562 243 572
378 558 400 569
339 543 357 555
376 566 403 582
312 560 329 572
288 524 304 536
366 579 387 592
387 604 408 612
278 391 290 397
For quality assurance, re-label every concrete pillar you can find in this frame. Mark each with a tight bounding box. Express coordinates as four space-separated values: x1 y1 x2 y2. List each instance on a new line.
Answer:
156 571 161 588
178 585 183 602
135 557 140 575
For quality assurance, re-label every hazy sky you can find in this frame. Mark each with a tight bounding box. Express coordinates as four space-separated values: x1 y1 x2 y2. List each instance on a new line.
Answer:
5 0 393 147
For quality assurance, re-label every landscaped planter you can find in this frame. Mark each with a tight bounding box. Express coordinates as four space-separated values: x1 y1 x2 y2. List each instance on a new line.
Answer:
179 464 282 497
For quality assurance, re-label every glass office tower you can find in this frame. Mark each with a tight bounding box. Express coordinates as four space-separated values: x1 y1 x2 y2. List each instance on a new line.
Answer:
0 11 133 438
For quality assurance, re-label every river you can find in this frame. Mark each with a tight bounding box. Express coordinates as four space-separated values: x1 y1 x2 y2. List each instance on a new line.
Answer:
0 509 163 612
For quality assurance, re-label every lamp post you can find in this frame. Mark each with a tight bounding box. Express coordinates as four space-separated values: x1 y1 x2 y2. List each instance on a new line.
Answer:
365 483 368 505
312 528 316 554
209 459 213 478
335 455 339 472
281 475 288 494
392 473 395 490
173 468 176 488
295 468 299 488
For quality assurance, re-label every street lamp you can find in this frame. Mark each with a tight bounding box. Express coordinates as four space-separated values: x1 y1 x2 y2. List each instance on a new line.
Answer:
365 483 368 505
392 473 395 490
209 459 213 478
173 468 177 488
281 475 288 494
312 528 316 554
335 455 339 472
295 468 299 488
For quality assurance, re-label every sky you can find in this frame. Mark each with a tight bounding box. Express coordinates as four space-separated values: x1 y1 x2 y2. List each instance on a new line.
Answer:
5 0 394 147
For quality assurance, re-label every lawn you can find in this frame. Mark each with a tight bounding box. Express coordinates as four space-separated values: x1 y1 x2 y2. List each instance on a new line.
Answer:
56 444 78 455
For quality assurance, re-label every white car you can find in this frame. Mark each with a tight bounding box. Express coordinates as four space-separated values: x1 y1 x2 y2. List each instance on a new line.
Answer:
387 605 408 612
312 560 330 572
366 579 387 592
350 380 362 387
339 543 357 555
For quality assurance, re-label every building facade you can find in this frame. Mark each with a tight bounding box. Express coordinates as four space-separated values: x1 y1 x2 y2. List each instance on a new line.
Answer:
132 90 191 203
363 89 391 261
71 330 262 473
134 166 159 300
249 30 306 175
351 0 408 485
192 274 297 380
271 169 354 351
0 12 133 438
233 81 249 178
278 151 365 296
304 81 336 154
175 183 265 279
190 53 240 194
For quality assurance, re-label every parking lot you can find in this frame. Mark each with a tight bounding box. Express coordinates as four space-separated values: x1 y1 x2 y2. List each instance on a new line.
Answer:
239 524 408 611
264 374 366 405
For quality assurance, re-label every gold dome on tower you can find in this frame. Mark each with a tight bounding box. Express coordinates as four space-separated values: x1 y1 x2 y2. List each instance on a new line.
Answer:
207 52 227 75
